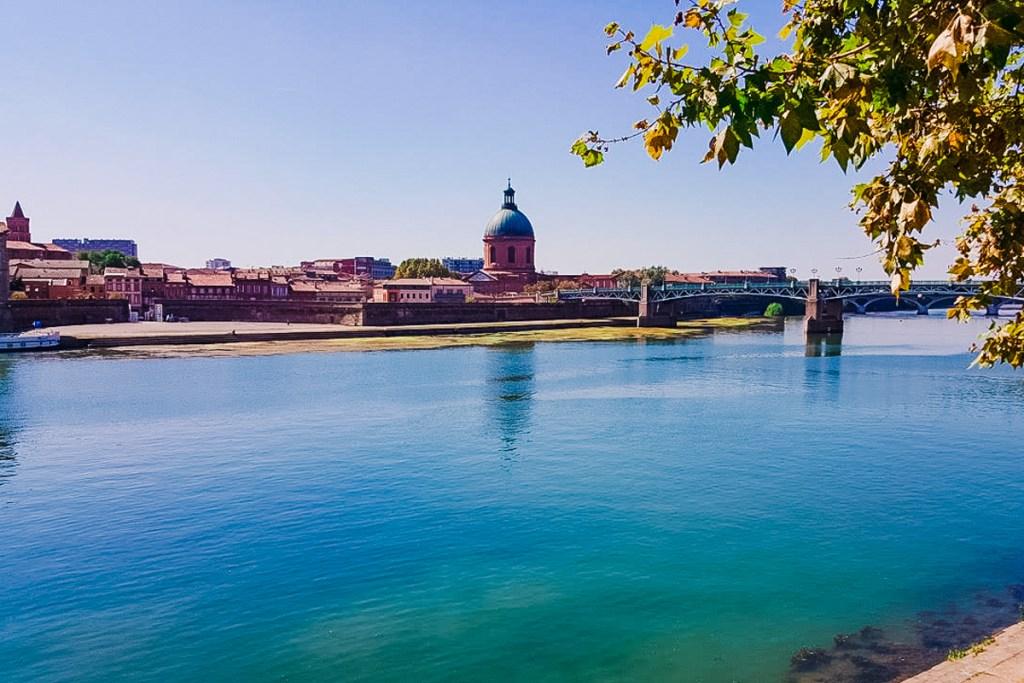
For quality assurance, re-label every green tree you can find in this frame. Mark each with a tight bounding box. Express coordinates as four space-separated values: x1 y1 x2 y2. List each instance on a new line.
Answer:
79 250 141 273
765 302 785 317
524 279 583 294
393 258 453 279
612 266 671 287
572 1 1024 366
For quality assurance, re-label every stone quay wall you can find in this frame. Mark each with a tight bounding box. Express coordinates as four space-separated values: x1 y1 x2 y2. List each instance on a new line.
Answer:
361 300 634 326
10 299 130 329
153 299 634 327
157 299 364 325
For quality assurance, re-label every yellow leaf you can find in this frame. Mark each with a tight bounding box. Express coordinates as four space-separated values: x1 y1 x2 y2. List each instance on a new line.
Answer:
673 45 689 61
890 270 910 295
898 198 931 231
614 65 634 89
640 24 673 51
684 10 701 29
926 28 958 72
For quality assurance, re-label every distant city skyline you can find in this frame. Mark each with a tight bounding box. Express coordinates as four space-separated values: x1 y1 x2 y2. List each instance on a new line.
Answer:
3 2 964 277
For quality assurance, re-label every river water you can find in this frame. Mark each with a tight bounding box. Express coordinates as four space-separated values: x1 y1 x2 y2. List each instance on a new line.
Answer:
1 316 1022 682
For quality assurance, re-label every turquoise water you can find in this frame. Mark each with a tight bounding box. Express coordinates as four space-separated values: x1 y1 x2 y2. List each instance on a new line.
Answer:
1 316 1023 682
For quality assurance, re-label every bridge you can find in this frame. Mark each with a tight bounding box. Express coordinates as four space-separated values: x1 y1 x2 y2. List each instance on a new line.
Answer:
556 279 1024 334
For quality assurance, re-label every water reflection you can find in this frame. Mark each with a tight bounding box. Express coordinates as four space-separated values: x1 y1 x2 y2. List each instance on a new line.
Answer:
805 332 843 357
485 343 535 460
0 358 19 486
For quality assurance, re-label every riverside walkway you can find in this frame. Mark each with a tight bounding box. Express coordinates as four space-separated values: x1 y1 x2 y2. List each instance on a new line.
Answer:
48 318 636 349
904 622 1024 682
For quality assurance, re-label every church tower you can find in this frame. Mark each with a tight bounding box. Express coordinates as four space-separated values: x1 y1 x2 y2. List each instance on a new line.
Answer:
6 202 30 243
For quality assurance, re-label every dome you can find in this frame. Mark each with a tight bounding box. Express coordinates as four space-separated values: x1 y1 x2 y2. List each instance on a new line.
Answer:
485 208 534 238
484 182 535 239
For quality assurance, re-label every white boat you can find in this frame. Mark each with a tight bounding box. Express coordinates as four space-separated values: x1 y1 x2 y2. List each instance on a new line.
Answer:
0 331 61 352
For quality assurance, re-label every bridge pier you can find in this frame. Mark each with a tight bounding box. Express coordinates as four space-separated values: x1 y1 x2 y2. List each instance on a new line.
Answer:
637 284 677 327
804 279 844 336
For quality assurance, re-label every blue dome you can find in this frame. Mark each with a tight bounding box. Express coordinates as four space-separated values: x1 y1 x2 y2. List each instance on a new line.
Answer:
484 182 535 238
485 208 534 238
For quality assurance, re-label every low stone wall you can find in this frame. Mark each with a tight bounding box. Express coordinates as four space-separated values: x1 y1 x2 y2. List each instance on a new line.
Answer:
153 299 633 327
157 299 363 325
10 299 130 329
361 300 634 326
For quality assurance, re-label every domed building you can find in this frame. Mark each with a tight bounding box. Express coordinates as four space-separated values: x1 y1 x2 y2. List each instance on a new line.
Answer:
469 181 539 295
484 182 535 273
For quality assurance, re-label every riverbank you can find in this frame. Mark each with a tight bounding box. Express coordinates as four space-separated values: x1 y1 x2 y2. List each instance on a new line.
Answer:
47 317 777 354
904 621 1024 682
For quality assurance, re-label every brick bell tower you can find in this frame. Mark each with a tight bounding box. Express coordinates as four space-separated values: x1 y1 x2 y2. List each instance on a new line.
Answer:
6 202 30 243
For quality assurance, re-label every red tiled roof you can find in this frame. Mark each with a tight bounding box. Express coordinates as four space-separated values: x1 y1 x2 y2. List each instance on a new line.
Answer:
187 272 234 287
665 273 713 284
5 241 46 252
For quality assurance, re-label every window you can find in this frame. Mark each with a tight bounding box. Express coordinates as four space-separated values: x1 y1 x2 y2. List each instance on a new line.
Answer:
508 246 516 263
526 247 532 263
489 245 496 263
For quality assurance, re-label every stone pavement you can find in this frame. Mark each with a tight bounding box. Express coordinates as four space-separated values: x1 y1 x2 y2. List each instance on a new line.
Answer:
904 622 1024 682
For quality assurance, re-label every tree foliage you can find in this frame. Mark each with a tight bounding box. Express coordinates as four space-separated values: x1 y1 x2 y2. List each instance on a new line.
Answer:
523 279 583 294
613 266 672 287
573 0 1024 366
393 258 453 279
765 302 785 317
79 250 140 273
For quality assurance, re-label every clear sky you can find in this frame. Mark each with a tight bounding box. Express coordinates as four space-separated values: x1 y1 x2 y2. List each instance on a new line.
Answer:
3 1 963 277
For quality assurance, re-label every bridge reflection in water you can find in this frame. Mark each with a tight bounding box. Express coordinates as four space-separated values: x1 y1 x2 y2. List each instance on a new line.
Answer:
557 278 1024 335
805 333 843 357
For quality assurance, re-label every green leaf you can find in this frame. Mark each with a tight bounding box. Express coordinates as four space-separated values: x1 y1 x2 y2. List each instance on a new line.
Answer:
582 149 605 167
779 111 802 153
604 22 619 37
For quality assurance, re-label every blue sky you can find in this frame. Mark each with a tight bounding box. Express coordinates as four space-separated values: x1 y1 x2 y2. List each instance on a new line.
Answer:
2 1 963 277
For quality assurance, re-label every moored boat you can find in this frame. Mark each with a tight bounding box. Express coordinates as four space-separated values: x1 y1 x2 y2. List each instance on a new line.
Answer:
0 331 61 352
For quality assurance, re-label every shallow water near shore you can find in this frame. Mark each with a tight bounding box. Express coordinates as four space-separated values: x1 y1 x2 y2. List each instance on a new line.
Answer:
1 315 1022 682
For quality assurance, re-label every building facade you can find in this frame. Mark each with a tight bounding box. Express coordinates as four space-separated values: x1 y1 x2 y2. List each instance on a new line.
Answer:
52 238 139 258
0 222 9 304
103 268 144 308
186 271 236 299
442 256 484 275
373 278 472 303
205 258 232 270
